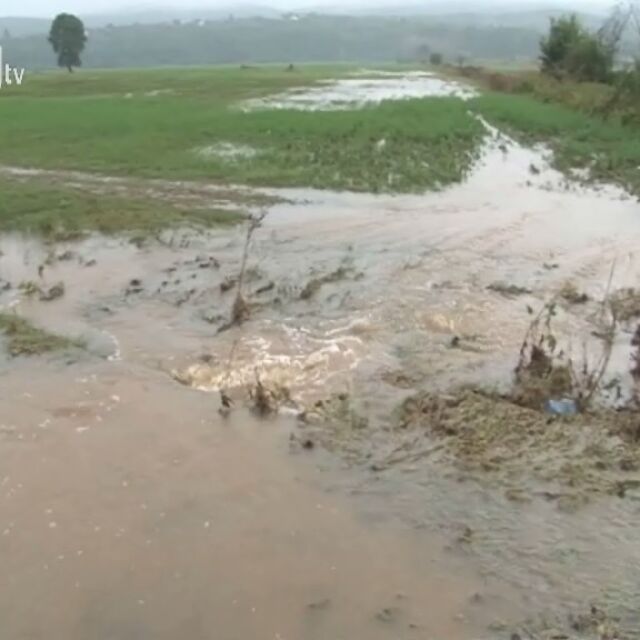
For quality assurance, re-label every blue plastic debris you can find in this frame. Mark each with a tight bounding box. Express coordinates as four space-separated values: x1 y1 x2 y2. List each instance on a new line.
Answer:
544 398 578 416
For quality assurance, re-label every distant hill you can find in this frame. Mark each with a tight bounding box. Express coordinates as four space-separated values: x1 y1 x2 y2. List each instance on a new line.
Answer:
0 3 615 71
0 5 283 36
0 14 544 70
82 5 282 28
0 2 611 34
394 9 606 31
309 1 611 14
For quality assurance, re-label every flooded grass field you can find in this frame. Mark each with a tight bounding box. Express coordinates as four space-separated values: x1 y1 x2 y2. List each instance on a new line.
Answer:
2 65 640 639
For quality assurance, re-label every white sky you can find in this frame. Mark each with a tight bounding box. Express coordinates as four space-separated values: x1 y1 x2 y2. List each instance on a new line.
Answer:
4 0 613 18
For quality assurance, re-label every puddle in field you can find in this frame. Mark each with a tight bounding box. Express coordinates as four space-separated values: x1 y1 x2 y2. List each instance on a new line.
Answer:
3 91 640 637
193 142 262 162
243 70 476 110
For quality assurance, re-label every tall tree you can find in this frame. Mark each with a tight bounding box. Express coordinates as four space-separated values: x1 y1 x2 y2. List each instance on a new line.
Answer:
48 13 87 73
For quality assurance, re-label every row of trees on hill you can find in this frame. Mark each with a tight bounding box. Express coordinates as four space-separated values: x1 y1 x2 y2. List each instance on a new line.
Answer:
540 14 614 83
539 3 640 121
540 2 640 84
20 6 640 93
1 15 542 70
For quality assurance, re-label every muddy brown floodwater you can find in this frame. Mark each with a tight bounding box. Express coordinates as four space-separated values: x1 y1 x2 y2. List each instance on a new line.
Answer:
1 359 508 640
2 108 640 638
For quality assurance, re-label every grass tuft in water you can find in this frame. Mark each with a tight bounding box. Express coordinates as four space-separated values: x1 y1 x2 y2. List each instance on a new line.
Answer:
0 313 83 356
0 177 245 238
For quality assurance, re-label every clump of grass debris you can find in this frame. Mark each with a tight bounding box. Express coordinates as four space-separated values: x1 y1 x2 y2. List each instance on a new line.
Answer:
300 266 353 300
610 287 640 322
0 177 244 238
393 387 640 505
631 324 640 383
249 370 292 416
486 282 532 298
19 280 65 302
0 313 81 356
558 280 589 305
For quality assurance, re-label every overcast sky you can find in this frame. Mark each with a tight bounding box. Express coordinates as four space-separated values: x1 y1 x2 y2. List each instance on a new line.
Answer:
7 0 613 18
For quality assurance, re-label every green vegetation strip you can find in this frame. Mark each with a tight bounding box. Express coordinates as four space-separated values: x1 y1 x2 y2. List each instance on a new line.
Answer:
0 313 82 356
471 93 640 195
0 177 244 238
4 66 639 195
0 65 357 101
0 67 484 193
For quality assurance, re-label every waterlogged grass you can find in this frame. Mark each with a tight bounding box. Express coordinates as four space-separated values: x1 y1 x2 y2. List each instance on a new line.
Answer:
0 66 484 193
0 178 244 238
0 313 82 356
0 65 357 101
472 93 640 195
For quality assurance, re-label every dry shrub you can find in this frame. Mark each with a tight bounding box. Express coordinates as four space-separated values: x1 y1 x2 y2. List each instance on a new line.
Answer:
487 72 524 93
513 302 573 409
224 209 268 329
514 297 617 411
632 324 640 382
610 287 640 322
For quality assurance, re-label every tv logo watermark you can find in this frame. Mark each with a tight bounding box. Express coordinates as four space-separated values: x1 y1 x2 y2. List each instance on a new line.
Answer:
0 46 26 89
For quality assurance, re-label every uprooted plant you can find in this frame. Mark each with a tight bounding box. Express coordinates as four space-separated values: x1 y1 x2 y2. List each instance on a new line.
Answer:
248 368 292 416
222 209 268 329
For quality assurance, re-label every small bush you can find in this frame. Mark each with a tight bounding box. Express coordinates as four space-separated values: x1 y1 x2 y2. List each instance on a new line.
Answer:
540 14 614 84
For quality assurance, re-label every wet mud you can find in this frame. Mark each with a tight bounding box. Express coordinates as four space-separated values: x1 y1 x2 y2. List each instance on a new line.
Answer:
3 81 640 638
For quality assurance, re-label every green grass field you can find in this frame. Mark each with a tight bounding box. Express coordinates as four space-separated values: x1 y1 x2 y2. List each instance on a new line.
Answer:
0 312 82 356
5 65 355 100
0 65 484 195
1 64 640 238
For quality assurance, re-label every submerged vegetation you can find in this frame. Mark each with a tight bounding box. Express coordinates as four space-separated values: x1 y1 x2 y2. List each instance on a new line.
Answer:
0 176 245 237
471 92 640 194
0 313 82 356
